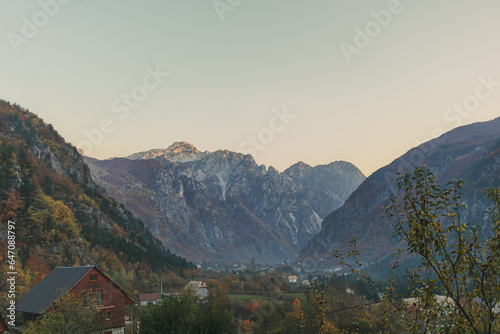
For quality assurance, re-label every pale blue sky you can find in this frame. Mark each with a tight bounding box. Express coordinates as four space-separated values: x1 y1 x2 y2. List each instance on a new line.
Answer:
1 1 500 176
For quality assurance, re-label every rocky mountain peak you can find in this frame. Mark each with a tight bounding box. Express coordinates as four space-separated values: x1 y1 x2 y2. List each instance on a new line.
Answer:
167 141 200 155
87 144 366 263
128 141 208 163
284 161 312 178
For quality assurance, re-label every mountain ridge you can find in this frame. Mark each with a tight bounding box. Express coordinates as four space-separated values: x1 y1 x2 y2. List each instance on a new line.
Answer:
299 116 500 266
0 100 191 301
86 143 366 263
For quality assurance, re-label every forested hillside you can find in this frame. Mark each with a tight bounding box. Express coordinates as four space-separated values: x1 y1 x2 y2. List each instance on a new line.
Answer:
0 100 192 308
301 117 500 266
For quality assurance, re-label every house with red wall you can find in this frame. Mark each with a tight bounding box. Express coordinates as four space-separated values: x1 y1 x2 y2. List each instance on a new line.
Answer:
16 266 135 334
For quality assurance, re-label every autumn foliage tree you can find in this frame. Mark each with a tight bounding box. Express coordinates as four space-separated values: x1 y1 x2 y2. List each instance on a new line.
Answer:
335 167 500 333
0 100 192 307
23 293 103 334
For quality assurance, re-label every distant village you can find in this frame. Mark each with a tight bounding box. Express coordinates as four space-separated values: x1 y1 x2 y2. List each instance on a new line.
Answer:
0 262 350 333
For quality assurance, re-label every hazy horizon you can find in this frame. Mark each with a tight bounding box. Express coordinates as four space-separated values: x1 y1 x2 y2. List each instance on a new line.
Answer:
2 1 500 176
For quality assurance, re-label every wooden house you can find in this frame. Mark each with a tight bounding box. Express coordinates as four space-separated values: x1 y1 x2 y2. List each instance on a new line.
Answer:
16 266 135 334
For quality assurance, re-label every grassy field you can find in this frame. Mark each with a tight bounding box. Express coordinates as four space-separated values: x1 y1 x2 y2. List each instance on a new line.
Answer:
282 292 307 301
228 294 268 302
228 292 306 303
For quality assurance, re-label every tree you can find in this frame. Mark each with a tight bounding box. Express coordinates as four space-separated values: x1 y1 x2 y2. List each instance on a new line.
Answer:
23 293 103 334
139 291 196 334
283 298 306 333
335 167 500 333
139 289 235 334
193 288 236 334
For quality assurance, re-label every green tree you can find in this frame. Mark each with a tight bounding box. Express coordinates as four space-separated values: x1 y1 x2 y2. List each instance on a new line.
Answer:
335 167 500 333
23 293 103 334
139 291 196 334
139 289 235 334
193 288 236 334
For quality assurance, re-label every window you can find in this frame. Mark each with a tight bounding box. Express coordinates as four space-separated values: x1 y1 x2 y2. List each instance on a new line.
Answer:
90 274 98 281
105 310 111 320
96 290 103 305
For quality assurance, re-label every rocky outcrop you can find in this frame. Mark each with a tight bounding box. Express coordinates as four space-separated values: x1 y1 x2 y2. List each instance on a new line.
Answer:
86 142 365 263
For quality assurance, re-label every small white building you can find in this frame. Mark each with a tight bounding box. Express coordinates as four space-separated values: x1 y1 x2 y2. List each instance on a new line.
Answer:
139 293 160 307
287 275 298 283
184 281 209 301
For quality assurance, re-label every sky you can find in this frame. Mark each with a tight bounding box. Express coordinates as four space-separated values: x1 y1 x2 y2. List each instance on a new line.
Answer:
1 1 500 177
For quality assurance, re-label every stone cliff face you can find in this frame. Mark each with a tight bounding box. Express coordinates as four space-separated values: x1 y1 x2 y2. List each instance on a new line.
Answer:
284 161 365 218
300 117 500 266
86 142 365 263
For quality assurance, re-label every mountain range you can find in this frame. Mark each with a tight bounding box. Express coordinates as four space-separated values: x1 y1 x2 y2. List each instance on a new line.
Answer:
3 98 498 274
85 142 366 263
300 117 500 266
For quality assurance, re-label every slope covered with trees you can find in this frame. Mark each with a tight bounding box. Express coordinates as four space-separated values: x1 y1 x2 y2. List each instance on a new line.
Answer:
301 117 500 266
0 100 192 308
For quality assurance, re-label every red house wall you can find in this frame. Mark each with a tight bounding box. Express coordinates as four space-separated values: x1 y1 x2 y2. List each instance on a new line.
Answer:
69 268 133 330
0 317 8 332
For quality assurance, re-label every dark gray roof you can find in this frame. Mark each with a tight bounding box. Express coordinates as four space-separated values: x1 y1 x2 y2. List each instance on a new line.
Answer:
16 266 94 314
